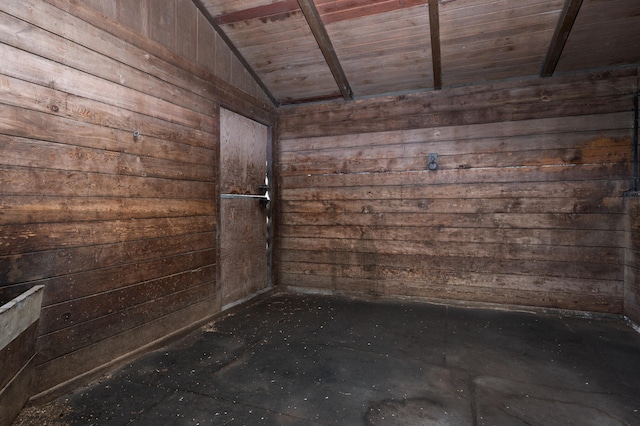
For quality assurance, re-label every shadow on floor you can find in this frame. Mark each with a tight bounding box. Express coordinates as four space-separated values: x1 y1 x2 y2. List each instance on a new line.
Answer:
14 293 640 425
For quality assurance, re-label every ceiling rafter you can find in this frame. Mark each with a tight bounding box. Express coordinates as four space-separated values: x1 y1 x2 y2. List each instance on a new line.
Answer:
297 0 354 101
541 0 584 77
318 0 428 25
428 0 442 90
191 0 280 106
190 0 638 106
212 0 300 25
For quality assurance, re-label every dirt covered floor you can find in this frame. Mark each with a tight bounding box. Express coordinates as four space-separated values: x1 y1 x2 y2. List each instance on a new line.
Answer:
13 293 640 425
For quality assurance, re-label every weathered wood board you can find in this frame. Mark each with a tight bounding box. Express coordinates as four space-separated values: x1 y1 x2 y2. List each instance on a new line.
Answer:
219 9 339 103
276 69 637 313
557 0 640 74
219 108 269 307
625 197 640 324
221 108 269 195
324 3 433 97
0 0 270 403
219 199 268 306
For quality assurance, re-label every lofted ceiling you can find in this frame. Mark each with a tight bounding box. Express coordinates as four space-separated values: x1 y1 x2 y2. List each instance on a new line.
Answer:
193 0 640 106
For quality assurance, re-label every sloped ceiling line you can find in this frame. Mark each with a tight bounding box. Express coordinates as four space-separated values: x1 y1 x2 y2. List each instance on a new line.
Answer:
298 0 353 100
541 0 584 77
194 0 639 105
191 0 281 106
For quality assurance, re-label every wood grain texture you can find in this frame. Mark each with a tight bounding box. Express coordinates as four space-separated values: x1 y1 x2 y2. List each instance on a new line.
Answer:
149 0 176 52
298 0 353 100
212 0 300 25
625 197 640 323
200 0 639 103
220 108 269 194
556 0 640 73
324 3 433 97
276 69 637 312
439 0 565 87
201 0 277 17
278 68 637 139
0 0 235 401
220 9 340 103
219 108 269 307
117 0 150 38
540 0 584 77
317 0 428 25
0 322 38 392
176 0 198 64
219 199 268 306
45 0 276 122
0 353 36 426
34 296 217 394
193 0 279 106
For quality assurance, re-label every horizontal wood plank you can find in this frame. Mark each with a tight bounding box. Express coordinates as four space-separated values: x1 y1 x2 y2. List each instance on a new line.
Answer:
1 216 215 255
276 70 634 313
0 75 217 152
0 135 215 182
0 10 217 118
278 237 623 265
281 163 630 189
41 0 277 122
278 273 622 313
279 225 624 248
278 212 625 231
281 180 629 201
280 197 624 215
0 166 215 199
34 296 217 394
0 0 275 402
278 69 637 139
0 43 213 133
0 196 214 225
40 247 216 306
280 250 622 281
40 265 216 337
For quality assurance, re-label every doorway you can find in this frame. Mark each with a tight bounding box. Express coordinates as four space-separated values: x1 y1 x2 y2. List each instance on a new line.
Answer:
218 108 271 308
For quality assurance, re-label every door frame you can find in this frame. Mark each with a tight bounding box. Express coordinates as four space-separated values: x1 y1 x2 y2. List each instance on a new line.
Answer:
216 105 275 310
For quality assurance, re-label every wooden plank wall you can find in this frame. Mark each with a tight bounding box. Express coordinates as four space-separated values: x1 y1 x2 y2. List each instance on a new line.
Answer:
80 0 271 106
625 196 640 324
276 69 637 313
0 0 275 400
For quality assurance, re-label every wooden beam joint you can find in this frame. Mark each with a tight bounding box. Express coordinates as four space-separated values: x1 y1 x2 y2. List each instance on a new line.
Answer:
297 0 353 101
191 0 280 106
541 0 584 77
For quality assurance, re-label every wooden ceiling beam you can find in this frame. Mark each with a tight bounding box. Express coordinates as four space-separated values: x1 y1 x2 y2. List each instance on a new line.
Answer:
318 0 428 25
428 0 442 90
541 0 584 77
212 0 300 25
297 0 354 101
191 0 280 106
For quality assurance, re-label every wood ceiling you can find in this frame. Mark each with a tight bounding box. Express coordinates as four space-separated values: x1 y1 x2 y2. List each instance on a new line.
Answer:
194 0 640 106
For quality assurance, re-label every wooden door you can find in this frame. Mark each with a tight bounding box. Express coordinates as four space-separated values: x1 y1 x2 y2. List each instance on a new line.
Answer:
219 108 270 308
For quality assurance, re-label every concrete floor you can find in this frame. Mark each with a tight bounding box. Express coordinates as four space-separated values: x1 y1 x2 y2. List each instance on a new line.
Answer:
15 293 640 425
